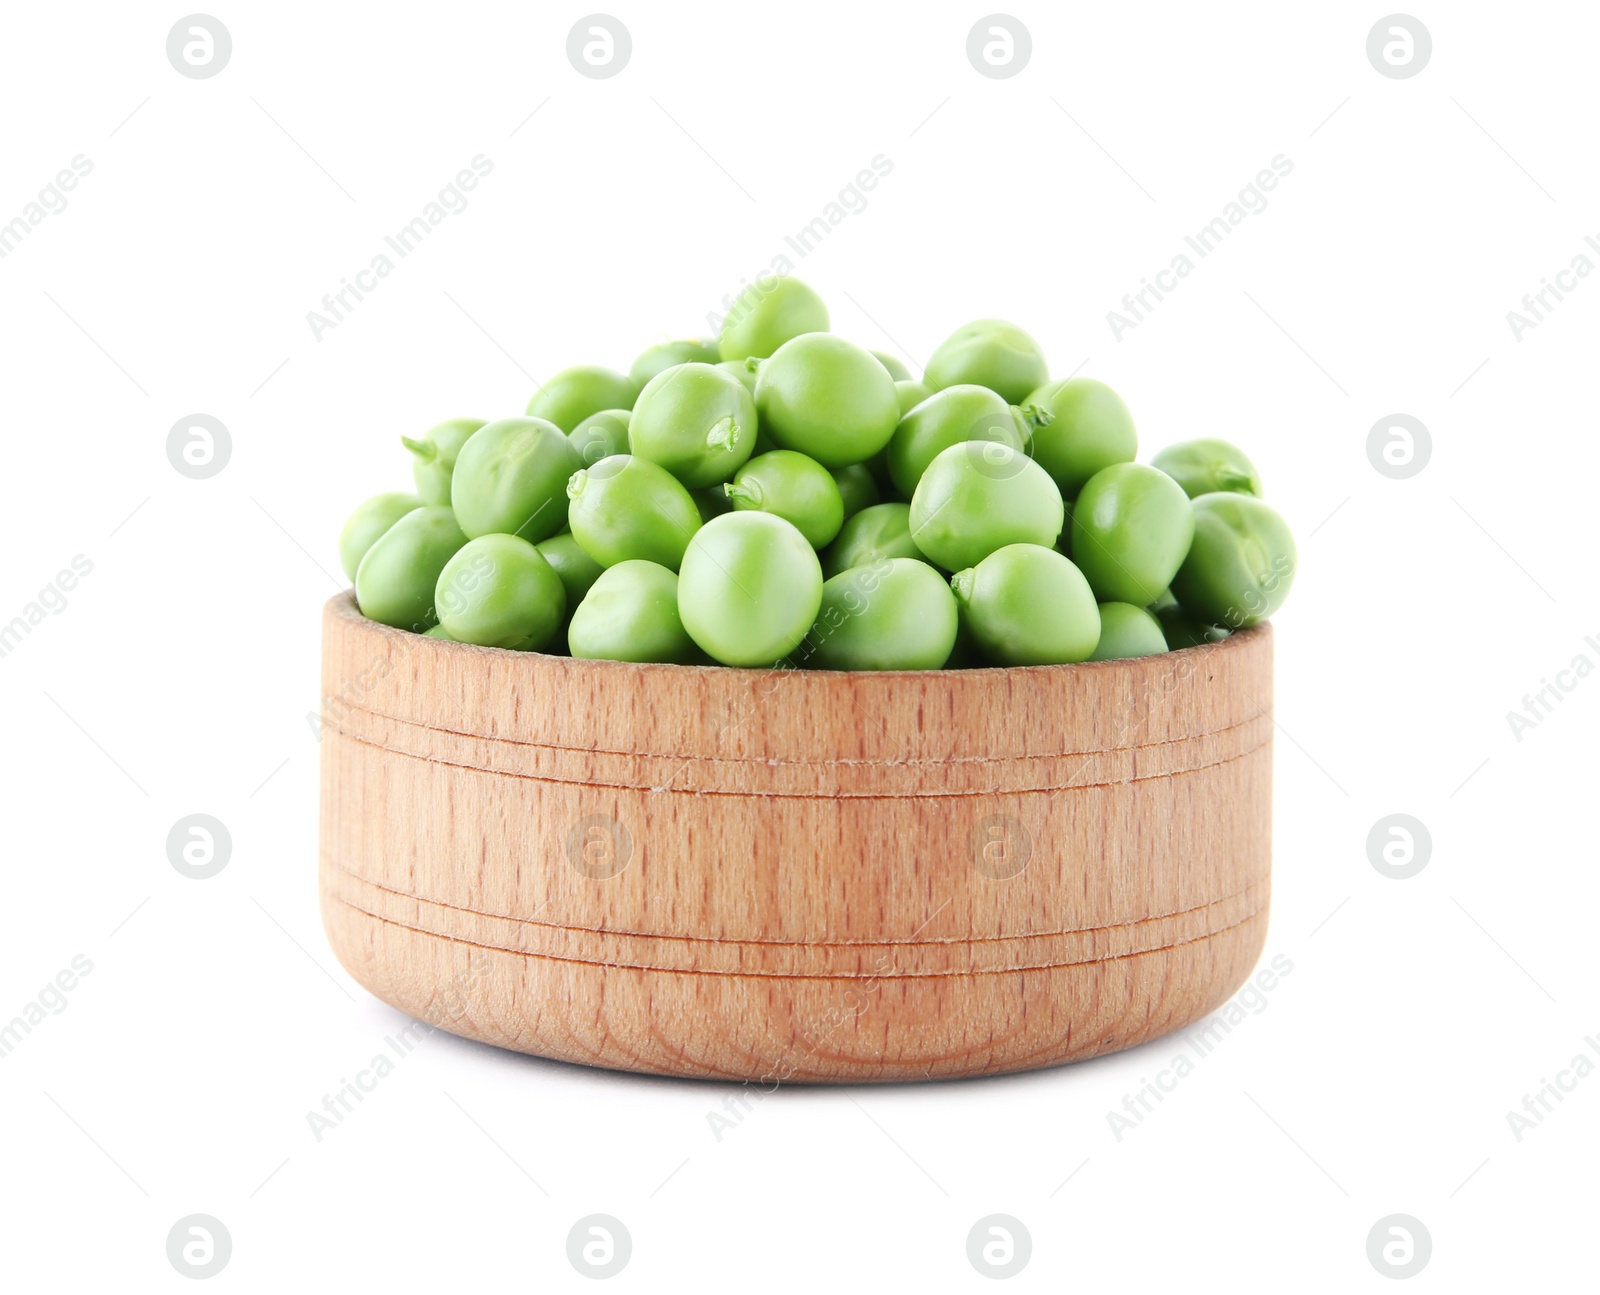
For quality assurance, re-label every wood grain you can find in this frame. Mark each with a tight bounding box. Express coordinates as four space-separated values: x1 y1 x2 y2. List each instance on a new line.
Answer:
318 592 1274 1082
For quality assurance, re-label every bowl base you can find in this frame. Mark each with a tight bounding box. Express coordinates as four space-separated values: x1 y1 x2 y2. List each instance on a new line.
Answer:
323 872 1269 1083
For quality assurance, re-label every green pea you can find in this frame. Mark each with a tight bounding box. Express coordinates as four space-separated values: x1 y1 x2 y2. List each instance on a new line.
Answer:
450 417 575 542
1070 463 1195 605
1014 401 1052 454
1088 602 1169 660
1157 603 1231 649
355 505 468 631
339 492 421 583
717 356 761 395
755 333 900 468
678 512 823 666
724 450 845 548
871 350 912 381
832 463 880 523
692 485 733 524
800 558 958 671
422 623 454 640
535 532 605 611
950 544 1101 665
894 379 933 417
1151 438 1264 498
1169 493 1296 628
925 319 1048 405
629 338 720 387
1022 378 1137 498
718 276 829 361
569 560 699 663
435 534 566 650
566 454 701 570
568 409 631 468
526 365 638 431
628 362 757 488
821 502 920 578
401 418 487 505
886 384 1024 498
909 442 1064 572
1148 588 1179 613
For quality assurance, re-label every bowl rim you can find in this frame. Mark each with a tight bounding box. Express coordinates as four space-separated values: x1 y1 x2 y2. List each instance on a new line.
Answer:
328 589 1268 682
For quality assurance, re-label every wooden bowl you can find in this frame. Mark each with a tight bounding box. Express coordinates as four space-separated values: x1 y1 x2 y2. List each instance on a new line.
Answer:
319 592 1272 1083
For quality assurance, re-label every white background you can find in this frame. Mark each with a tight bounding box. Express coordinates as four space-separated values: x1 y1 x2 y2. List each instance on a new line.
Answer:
2 1 1596 1288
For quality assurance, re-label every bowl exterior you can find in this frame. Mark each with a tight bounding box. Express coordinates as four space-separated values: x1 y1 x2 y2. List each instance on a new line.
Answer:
319 593 1272 1082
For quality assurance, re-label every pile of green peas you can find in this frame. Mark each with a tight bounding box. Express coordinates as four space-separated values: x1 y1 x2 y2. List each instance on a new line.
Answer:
342 277 1296 669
